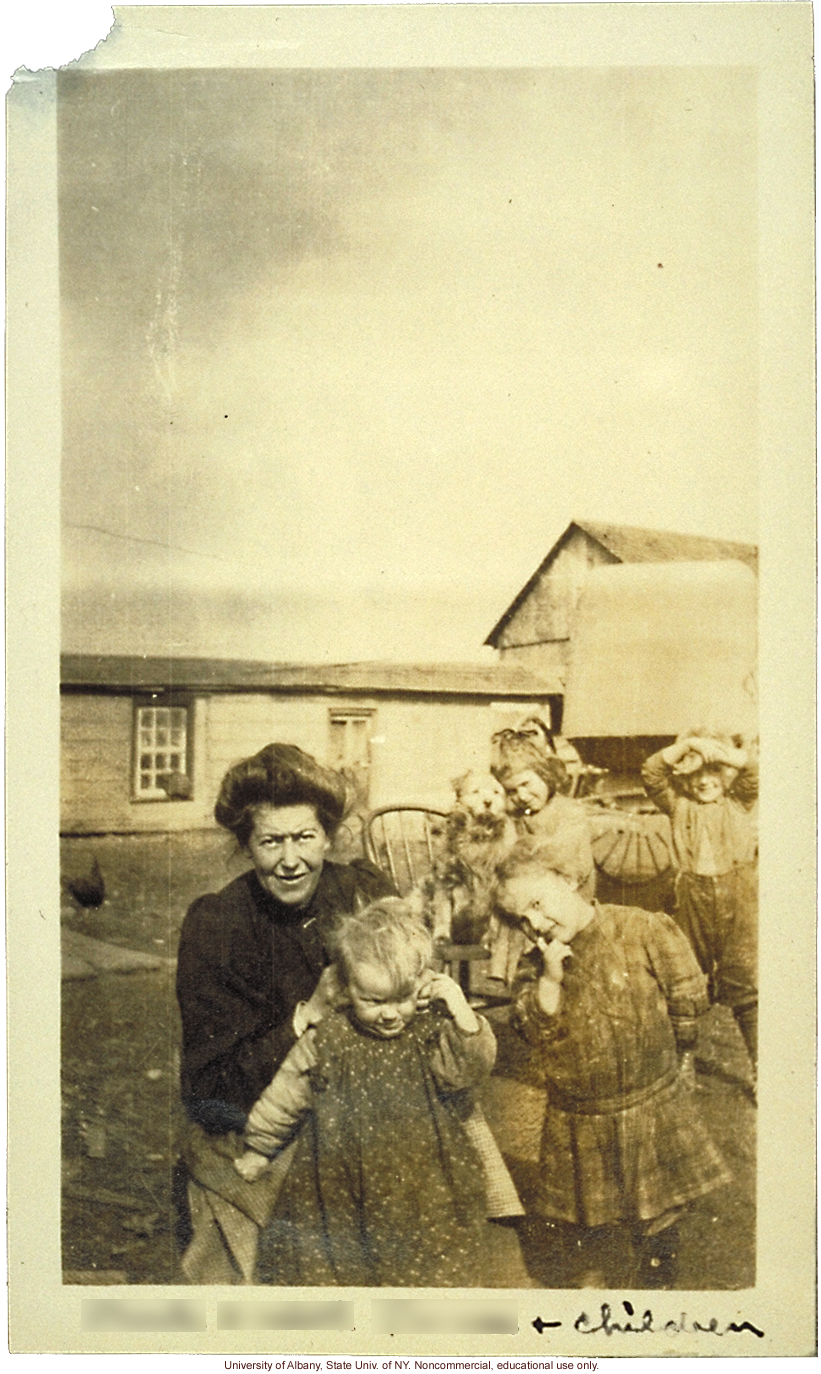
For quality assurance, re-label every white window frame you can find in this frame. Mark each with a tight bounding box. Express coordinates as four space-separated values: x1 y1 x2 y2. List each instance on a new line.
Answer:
328 707 375 807
132 696 193 801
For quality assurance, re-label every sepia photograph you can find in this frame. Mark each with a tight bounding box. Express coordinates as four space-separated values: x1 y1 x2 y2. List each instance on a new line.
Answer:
7 1 815 1358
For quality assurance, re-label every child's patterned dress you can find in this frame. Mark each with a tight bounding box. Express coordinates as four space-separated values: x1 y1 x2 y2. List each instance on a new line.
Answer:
246 1006 506 1286
513 903 731 1228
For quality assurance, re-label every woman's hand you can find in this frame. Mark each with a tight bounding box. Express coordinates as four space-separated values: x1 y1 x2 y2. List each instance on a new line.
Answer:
234 1148 273 1182
296 965 344 1035
417 969 480 1035
288 1027 319 1073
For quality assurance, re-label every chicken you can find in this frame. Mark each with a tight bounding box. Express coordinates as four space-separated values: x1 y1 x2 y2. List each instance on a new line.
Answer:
67 857 106 909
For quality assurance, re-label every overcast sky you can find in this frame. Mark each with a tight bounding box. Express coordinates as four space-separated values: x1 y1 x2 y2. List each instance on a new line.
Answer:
60 65 758 662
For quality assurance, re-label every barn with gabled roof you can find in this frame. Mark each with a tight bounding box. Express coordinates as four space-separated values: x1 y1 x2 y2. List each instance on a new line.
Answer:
484 519 757 722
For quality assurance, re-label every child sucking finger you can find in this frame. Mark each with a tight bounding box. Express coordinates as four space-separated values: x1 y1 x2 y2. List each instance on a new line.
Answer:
491 839 730 1288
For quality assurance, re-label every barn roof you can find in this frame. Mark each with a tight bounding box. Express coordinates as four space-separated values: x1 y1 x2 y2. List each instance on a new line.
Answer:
485 519 758 646
60 654 560 699
576 520 758 570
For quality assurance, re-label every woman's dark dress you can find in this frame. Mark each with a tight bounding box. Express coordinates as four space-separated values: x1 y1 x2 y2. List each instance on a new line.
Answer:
174 858 395 1277
176 859 395 1130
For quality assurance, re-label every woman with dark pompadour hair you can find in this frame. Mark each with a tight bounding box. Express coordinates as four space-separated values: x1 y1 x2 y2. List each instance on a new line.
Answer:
175 742 394 1282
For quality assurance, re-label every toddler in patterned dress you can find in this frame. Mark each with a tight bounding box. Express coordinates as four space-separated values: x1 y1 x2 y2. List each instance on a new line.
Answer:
235 898 522 1286
495 842 730 1289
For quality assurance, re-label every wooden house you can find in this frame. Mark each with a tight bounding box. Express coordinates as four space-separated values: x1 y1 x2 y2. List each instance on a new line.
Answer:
484 519 758 725
60 654 555 835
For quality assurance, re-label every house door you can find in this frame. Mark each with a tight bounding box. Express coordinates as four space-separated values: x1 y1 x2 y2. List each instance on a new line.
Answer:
328 709 374 811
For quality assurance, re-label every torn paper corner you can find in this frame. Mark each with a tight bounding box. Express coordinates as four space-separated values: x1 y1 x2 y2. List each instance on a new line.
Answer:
7 4 115 88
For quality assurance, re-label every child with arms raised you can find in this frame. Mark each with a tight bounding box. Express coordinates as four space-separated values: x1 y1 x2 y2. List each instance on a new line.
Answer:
642 733 758 1070
496 842 730 1289
236 898 522 1286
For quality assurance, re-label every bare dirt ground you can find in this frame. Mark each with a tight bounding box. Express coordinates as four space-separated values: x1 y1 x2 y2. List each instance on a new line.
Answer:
61 833 755 1289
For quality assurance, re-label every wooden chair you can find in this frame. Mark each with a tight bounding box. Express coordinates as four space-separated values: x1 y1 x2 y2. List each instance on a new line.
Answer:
363 805 448 896
363 805 492 998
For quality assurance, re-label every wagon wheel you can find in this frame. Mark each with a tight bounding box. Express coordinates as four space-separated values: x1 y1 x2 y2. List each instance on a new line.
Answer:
590 815 672 885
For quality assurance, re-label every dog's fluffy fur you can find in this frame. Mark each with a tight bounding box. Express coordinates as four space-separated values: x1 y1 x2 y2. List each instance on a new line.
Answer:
412 771 517 945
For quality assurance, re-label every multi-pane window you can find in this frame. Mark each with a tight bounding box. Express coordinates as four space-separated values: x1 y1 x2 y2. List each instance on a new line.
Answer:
133 702 191 800
328 709 374 809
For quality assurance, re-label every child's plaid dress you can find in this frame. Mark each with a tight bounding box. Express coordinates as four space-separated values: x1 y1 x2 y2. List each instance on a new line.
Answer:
513 904 731 1228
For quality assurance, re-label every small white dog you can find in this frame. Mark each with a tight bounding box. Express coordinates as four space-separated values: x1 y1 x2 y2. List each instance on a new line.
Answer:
452 770 509 822
411 771 517 947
